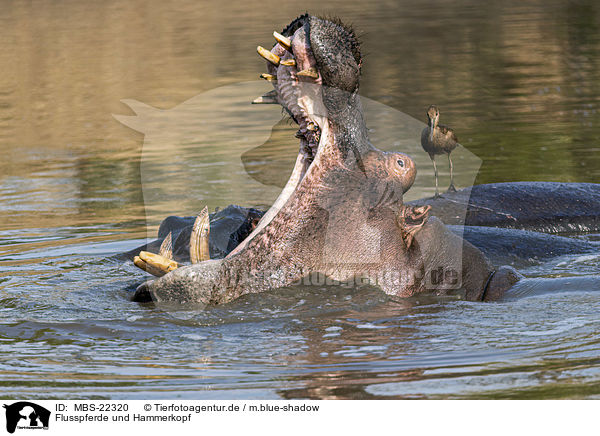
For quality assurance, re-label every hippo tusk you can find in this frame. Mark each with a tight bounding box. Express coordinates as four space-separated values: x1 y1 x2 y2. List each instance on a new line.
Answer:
252 90 279 105
133 233 178 277
134 255 167 277
190 206 210 263
296 67 319 79
273 31 292 51
280 58 296 67
257 46 280 66
139 251 179 272
259 73 277 82
159 232 173 259
135 251 179 277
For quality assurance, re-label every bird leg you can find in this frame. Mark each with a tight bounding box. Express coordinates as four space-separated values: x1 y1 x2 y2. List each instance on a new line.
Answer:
431 155 440 198
447 153 456 192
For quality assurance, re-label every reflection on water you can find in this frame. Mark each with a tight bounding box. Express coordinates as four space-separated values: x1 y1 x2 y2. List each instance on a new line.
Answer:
1 0 600 399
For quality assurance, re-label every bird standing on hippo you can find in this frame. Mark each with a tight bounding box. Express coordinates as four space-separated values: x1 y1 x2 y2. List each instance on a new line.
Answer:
125 14 600 306
421 104 459 197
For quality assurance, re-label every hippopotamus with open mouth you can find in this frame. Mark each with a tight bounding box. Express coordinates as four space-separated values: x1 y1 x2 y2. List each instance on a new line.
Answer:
129 14 600 305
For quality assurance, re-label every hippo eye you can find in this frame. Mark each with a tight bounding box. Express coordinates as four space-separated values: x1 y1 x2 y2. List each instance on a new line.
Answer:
397 159 405 168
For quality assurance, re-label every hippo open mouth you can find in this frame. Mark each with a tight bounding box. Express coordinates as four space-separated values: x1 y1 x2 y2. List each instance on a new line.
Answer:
232 15 422 256
229 15 364 257
133 15 440 305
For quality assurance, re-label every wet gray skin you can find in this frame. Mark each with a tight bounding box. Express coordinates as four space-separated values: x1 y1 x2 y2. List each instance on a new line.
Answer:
410 182 600 233
134 15 522 305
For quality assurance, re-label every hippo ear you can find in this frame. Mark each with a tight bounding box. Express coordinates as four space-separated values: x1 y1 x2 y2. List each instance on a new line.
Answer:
397 205 431 249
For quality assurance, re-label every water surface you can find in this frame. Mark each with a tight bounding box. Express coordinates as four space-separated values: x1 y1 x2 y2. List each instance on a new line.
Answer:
1 0 599 399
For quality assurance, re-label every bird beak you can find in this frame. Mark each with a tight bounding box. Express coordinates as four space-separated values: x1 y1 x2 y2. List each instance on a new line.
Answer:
429 116 438 141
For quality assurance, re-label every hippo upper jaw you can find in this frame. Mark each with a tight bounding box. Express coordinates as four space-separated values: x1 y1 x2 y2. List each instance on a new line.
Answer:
229 15 369 257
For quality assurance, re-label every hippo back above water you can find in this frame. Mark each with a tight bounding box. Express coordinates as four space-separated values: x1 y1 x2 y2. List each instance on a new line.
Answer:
410 182 600 233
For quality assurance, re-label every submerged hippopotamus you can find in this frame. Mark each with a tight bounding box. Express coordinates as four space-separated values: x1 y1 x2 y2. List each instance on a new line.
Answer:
127 14 600 306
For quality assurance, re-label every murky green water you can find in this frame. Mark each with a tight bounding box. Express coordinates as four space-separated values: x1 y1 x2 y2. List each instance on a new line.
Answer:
1 0 599 399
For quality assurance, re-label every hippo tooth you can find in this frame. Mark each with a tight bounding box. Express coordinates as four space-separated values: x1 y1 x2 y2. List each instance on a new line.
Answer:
134 255 169 277
159 232 173 259
139 251 179 274
296 67 319 79
280 58 296 67
259 73 277 82
273 31 292 51
252 96 277 104
252 90 279 105
190 206 210 264
257 46 280 66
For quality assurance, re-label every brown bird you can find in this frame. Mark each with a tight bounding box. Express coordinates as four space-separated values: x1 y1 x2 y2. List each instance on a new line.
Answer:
420 105 459 197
